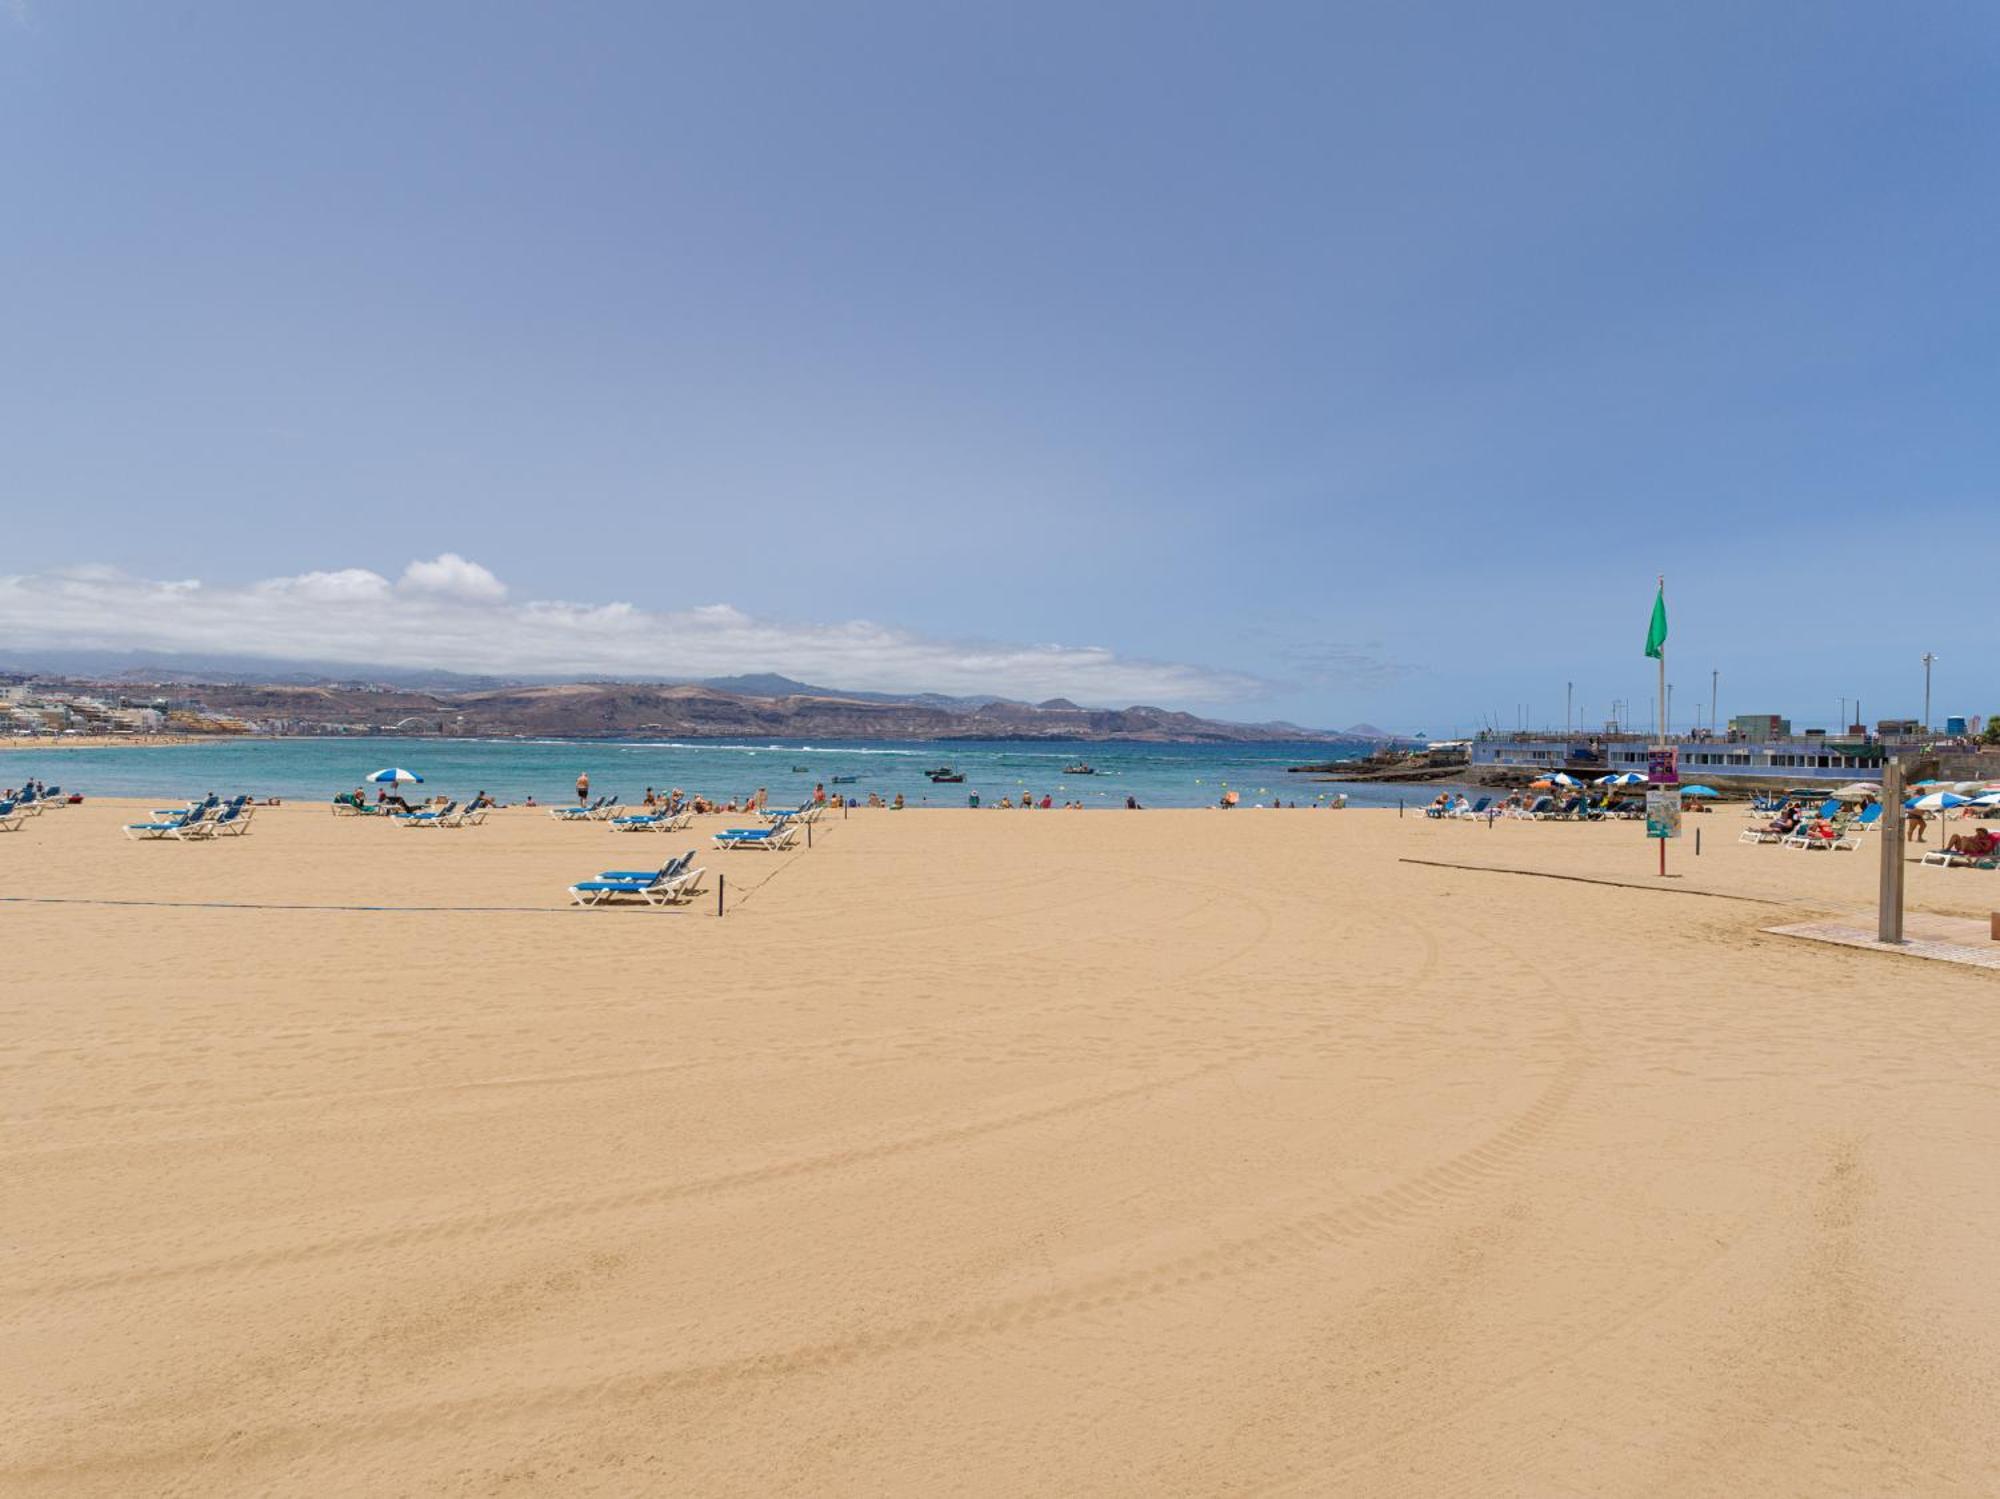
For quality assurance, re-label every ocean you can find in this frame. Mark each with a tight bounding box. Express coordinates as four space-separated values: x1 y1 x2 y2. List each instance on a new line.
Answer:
0 736 1434 810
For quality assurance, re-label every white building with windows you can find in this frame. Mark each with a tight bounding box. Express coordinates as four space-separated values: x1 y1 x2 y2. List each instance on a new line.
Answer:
1471 731 1889 783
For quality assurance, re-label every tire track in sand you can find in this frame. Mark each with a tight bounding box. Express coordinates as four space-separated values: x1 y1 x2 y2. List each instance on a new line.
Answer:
10 974 1584 1485
1227 918 1752 1499
6 1058 1246 1300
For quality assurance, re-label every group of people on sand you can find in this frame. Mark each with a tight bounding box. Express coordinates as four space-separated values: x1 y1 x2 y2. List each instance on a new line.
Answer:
1755 801 1842 845
1748 791 2000 851
1221 791 1342 809
632 784 772 815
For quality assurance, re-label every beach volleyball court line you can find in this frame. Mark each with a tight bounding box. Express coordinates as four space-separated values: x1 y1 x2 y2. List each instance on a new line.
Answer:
1396 859 1791 905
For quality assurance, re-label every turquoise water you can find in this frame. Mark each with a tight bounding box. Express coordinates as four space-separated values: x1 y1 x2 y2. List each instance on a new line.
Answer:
0 737 1430 810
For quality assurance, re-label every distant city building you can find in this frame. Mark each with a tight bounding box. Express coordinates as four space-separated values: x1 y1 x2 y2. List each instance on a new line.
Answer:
1728 714 1790 741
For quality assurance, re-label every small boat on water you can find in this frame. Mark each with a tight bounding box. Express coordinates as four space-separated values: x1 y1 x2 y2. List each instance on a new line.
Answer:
791 765 811 773
929 770 965 783
830 774 858 785
1064 763 1096 776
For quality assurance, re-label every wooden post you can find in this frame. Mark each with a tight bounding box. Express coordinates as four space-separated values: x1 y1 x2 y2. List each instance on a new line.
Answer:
1879 759 1904 944
717 872 725 919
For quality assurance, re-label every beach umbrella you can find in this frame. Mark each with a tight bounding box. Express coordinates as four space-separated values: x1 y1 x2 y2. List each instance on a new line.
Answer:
1545 772 1581 787
1833 782 1879 802
1971 791 2000 808
1905 791 1969 811
366 767 423 785
1679 785 1719 798
1598 771 1645 786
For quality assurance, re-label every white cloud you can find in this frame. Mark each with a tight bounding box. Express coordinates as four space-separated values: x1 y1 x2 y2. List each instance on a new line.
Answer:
397 552 506 601
0 556 1263 705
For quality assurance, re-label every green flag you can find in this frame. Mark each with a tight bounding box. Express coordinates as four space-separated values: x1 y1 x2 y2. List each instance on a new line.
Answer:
1644 584 1668 659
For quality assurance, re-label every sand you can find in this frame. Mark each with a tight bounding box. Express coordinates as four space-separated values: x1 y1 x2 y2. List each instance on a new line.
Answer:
5 801 1999 1495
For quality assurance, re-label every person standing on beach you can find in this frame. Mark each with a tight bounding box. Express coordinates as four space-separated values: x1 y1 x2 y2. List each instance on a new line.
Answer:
1907 805 1927 842
576 771 590 806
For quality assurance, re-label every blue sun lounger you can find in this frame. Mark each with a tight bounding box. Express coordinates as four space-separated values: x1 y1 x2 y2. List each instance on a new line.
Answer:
190 801 254 838
124 806 212 840
0 799 23 832
567 864 705 908
594 851 696 883
396 800 458 827
713 823 799 851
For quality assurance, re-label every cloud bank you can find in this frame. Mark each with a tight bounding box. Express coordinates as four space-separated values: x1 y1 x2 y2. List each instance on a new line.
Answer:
0 557 1263 705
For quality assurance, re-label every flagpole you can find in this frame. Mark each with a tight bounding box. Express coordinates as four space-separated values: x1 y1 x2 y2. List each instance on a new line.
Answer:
1656 574 1667 878
1657 573 1667 750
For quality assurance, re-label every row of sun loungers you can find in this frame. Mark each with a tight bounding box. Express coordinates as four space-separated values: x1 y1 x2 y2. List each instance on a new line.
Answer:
757 803 823 824
551 795 622 821
610 806 693 833
394 801 489 828
1738 802 1880 850
124 795 255 841
1438 795 1643 821
714 823 800 851
330 794 488 826
568 850 708 907
1 785 70 826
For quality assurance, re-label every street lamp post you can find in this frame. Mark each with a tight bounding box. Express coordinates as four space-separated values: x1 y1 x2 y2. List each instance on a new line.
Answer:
1922 653 1937 733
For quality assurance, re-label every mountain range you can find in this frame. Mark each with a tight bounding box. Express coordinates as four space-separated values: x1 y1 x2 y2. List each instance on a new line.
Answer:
1 653 1394 743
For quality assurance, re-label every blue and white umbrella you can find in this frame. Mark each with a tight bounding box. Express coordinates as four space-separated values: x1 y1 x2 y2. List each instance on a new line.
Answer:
366 767 424 785
1971 791 2000 808
1905 791 1968 812
1543 772 1582 787
1597 771 1646 786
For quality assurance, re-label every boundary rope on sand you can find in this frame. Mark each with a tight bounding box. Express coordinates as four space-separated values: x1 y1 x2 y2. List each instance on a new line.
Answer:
0 895 582 914
1396 858 1793 906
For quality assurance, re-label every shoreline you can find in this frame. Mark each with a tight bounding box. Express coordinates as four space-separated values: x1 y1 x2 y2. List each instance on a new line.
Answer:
0 734 209 752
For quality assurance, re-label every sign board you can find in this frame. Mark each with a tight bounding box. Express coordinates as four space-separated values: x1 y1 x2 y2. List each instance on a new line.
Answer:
1646 747 1678 785
1645 788 1682 839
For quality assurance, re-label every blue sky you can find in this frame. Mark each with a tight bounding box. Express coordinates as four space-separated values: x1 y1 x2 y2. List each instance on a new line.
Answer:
4 2 1996 733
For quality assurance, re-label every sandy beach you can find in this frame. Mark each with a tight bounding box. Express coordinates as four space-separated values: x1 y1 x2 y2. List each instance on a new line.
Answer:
0 735 207 752
6 801 1999 1495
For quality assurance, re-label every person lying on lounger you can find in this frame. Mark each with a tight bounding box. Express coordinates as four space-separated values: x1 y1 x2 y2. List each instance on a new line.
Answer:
1945 827 1998 859
1763 808 1801 836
